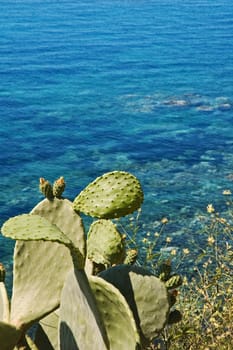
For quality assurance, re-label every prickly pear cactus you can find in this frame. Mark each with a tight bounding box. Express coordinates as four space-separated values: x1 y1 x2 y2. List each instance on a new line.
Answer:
99 265 170 343
1 176 87 332
59 269 109 350
25 335 40 350
31 197 86 260
73 171 143 219
2 214 72 244
89 275 141 350
59 268 141 350
34 310 59 350
87 219 125 267
0 264 9 323
1 213 84 330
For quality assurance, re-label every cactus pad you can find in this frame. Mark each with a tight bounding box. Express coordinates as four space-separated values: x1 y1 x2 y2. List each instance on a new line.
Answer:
25 335 40 350
0 266 9 323
99 265 170 342
59 269 109 350
73 171 143 219
34 310 59 350
1 213 84 329
89 275 140 349
31 198 86 261
2 214 71 245
87 219 125 266
0 281 10 323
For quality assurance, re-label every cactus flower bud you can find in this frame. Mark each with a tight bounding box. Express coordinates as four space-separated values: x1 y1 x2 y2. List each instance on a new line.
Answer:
124 249 138 265
53 176 66 198
39 177 54 200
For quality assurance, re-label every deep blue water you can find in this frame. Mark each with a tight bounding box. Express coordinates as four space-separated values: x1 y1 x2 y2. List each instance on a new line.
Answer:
1 0 233 283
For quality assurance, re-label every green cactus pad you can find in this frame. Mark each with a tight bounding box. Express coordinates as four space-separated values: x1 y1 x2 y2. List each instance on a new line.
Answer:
89 275 140 350
1 214 71 245
10 239 75 330
87 219 125 266
31 198 86 261
2 212 84 269
73 171 144 219
59 269 109 350
0 321 21 350
0 282 10 323
25 335 40 350
34 310 59 350
99 265 170 342
1 212 84 329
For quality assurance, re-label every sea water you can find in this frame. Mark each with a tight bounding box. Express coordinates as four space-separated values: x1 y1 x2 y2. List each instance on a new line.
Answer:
1 0 233 286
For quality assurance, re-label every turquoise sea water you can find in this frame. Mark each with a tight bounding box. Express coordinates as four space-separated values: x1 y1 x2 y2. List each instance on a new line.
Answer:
1 0 233 284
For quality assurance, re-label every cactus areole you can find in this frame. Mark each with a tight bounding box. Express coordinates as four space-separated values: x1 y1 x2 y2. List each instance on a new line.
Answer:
73 171 144 219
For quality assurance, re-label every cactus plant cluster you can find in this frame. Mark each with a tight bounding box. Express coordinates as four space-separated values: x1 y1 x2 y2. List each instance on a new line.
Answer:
0 171 182 349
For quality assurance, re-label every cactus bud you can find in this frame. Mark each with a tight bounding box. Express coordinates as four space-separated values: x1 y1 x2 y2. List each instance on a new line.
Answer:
123 249 138 265
165 275 183 290
0 263 6 282
159 260 172 281
53 176 66 198
39 178 54 200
